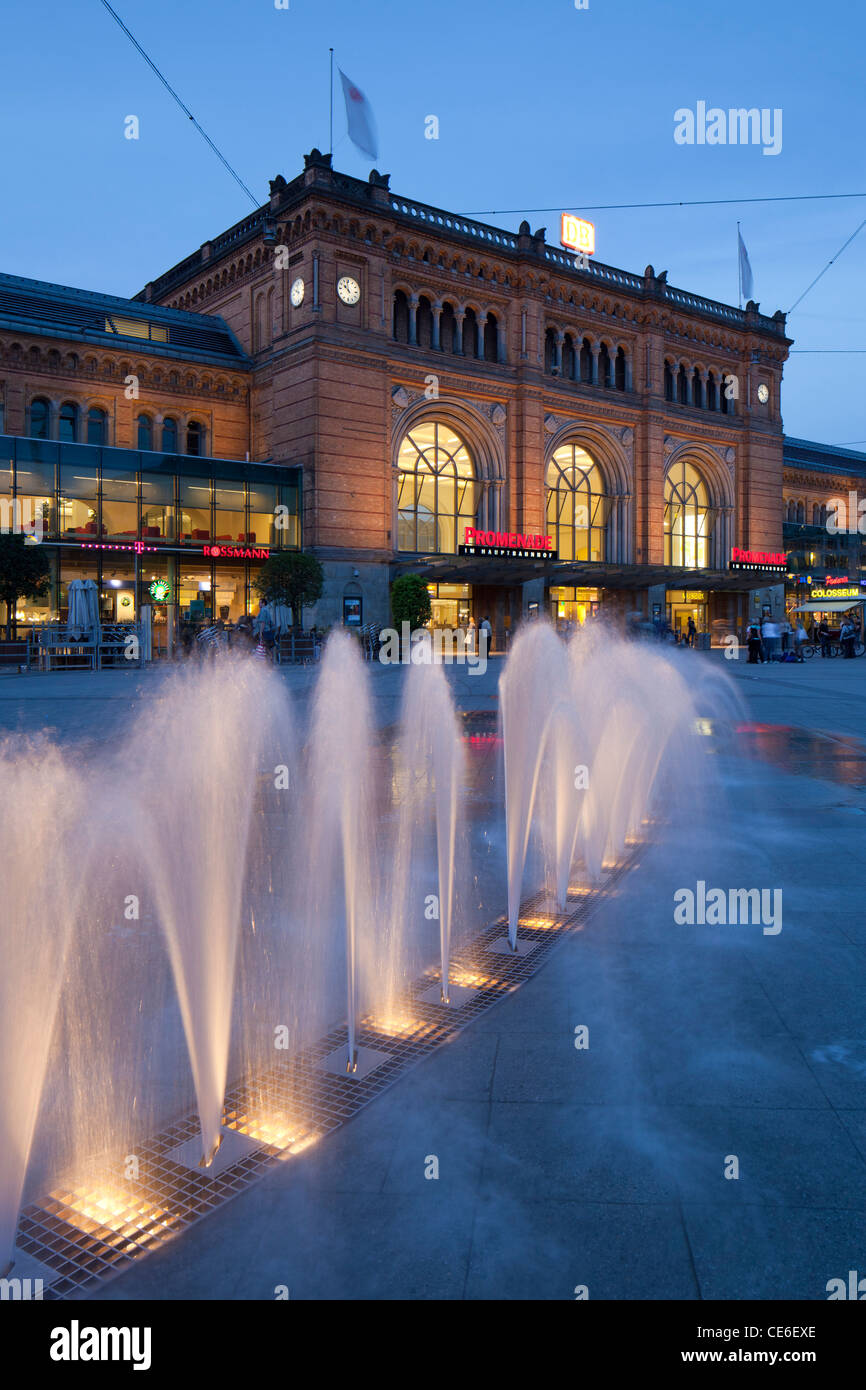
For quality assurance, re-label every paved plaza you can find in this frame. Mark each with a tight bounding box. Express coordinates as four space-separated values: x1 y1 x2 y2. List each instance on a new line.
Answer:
4 650 866 1301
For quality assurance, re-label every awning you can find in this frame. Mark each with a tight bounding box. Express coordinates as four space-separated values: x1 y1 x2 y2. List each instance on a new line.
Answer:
792 600 866 612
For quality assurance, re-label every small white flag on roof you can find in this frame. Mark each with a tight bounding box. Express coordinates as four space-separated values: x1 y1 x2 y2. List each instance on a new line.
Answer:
339 68 378 160
738 227 754 304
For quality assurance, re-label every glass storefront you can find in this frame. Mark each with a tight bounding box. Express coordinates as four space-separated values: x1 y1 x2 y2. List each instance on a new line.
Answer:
426 582 472 629
666 588 708 639
549 585 600 627
0 434 301 644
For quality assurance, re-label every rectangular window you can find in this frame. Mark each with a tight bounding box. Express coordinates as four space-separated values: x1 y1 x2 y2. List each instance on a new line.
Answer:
105 316 169 343
179 476 212 542
101 467 139 539
141 471 174 541
214 483 246 545
60 464 99 537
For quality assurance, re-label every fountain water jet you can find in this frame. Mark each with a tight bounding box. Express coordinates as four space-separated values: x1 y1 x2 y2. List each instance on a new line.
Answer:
306 632 375 1072
132 657 277 1163
0 743 85 1272
397 662 463 1001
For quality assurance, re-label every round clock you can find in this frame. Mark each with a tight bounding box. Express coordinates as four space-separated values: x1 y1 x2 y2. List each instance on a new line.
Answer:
757 383 769 404
290 277 305 307
337 276 361 305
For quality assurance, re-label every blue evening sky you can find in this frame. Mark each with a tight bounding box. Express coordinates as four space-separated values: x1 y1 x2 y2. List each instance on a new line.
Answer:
1 0 862 444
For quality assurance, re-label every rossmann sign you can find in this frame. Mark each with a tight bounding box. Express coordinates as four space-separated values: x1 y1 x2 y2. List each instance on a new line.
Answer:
203 544 270 559
728 546 787 573
459 527 558 560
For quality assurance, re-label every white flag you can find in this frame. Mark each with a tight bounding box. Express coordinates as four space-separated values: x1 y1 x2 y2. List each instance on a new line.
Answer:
339 69 378 160
738 228 754 303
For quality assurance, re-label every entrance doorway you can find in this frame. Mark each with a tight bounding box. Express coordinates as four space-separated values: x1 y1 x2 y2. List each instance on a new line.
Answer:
549 585 600 630
426 582 472 630
667 588 708 642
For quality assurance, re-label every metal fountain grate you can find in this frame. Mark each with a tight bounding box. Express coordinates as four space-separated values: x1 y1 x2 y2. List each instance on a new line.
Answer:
14 850 640 1299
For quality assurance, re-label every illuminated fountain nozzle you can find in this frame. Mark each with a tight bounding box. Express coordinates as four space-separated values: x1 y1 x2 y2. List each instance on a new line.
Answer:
346 1049 358 1075
199 1134 223 1170
440 986 451 1004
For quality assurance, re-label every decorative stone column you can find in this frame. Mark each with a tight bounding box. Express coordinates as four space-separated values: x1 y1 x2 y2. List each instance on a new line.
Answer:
590 340 601 386
552 331 564 376
455 310 466 355
621 492 633 563
682 369 692 406
408 294 419 347
431 301 442 350
476 313 488 361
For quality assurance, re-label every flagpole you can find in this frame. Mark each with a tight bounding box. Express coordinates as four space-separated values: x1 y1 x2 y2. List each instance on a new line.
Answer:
329 48 334 157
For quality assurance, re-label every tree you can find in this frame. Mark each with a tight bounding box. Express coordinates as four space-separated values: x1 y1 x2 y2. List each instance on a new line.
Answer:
391 573 432 630
253 550 324 630
0 535 50 640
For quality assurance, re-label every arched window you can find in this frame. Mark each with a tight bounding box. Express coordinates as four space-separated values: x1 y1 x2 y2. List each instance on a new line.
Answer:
440 302 457 353
393 290 410 344
707 372 718 411
545 444 610 562
677 364 689 405
397 421 477 553
162 417 178 453
483 313 499 363
692 369 703 409
599 343 612 388
59 401 79 443
615 347 626 391
796 500 805 524
417 296 433 349
580 338 593 384
186 420 204 456
463 307 479 358
820 504 827 526
664 459 713 568
812 503 821 525
137 413 153 450
30 397 50 439
544 328 557 375
86 406 107 445
664 362 674 402
561 334 576 381
786 499 796 523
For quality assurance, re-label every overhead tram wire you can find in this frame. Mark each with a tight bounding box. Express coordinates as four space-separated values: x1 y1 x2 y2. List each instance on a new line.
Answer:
97 0 259 209
786 214 866 315
466 192 866 216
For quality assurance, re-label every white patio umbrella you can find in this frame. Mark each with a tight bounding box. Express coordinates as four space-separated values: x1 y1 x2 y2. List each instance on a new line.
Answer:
67 579 99 639
256 601 293 634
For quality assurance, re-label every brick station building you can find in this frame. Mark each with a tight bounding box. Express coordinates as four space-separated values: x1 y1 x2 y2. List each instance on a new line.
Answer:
1 149 792 646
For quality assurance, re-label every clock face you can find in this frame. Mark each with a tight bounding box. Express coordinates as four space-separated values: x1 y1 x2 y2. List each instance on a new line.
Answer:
757 383 769 404
337 275 361 305
290 277 305 307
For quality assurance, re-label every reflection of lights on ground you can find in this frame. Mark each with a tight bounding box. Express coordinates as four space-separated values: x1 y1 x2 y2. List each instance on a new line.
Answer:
364 1012 421 1038
567 883 594 897
449 968 496 990
518 914 558 930
224 1108 316 1154
51 1184 174 1244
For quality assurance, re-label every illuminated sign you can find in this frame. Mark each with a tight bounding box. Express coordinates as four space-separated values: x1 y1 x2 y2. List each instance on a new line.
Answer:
560 214 595 255
204 544 270 559
149 578 172 602
460 527 558 560
810 587 860 601
729 546 788 572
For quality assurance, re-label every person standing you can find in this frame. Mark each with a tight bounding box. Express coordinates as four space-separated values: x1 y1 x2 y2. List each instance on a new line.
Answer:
817 618 830 658
747 624 763 664
761 615 780 662
687 614 697 648
794 620 808 663
479 614 493 653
